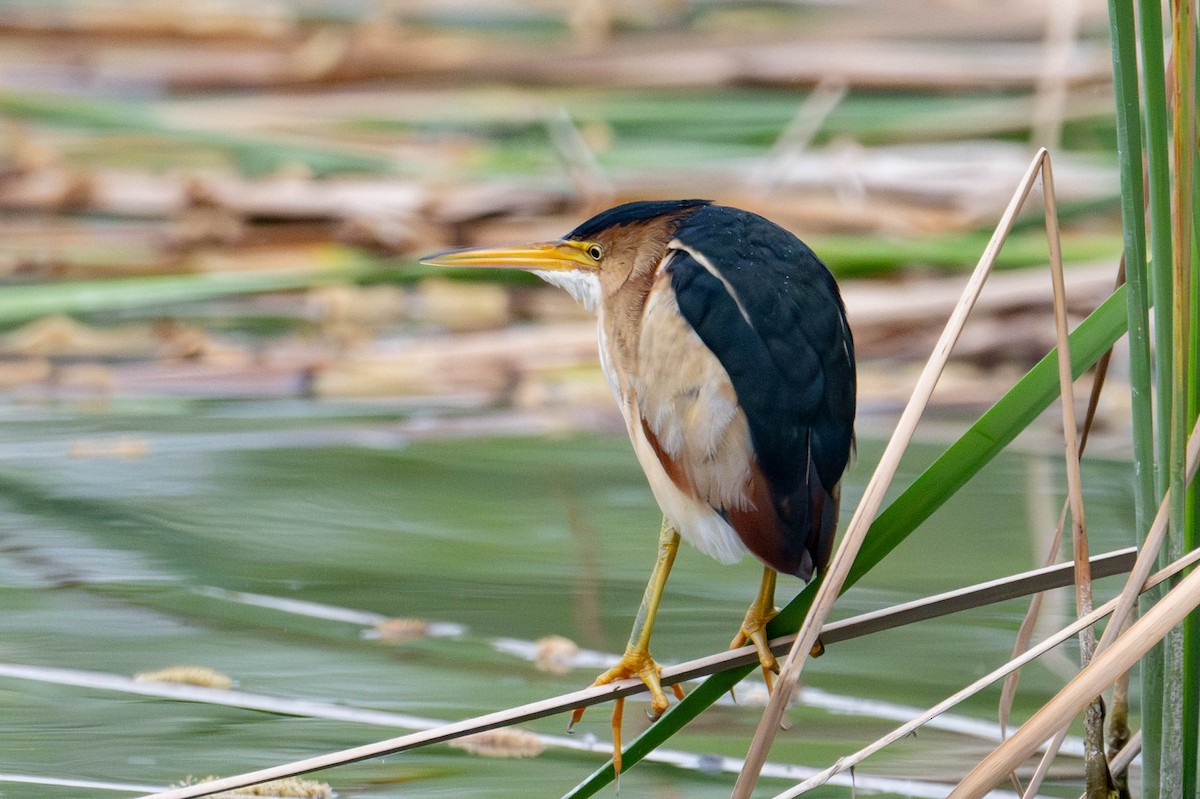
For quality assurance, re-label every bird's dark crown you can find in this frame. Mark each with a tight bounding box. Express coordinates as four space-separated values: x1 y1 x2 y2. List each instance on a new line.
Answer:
567 199 711 241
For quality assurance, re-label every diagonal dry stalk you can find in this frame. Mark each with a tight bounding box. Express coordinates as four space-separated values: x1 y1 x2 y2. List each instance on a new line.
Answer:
546 107 614 202
750 77 848 192
729 147 1067 799
1031 148 1112 799
951 413 1200 797
128 547 1137 799
772 546 1200 798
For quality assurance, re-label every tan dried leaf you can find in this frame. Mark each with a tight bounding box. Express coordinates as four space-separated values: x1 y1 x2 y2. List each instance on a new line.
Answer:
134 666 234 690
449 728 545 759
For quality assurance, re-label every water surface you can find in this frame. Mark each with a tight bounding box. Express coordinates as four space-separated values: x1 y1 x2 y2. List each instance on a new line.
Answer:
0 399 1139 798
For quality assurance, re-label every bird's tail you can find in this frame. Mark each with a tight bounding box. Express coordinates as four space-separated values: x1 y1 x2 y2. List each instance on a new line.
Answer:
805 479 840 581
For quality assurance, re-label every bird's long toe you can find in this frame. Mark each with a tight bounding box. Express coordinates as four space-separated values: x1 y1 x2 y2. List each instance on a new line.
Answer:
570 648 685 776
731 602 781 693
577 649 683 719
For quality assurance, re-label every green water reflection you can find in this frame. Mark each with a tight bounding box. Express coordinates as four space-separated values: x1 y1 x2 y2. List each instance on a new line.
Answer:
0 401 1138 798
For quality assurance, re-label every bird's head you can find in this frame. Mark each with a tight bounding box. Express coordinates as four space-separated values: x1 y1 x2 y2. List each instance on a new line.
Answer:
420 200 711 311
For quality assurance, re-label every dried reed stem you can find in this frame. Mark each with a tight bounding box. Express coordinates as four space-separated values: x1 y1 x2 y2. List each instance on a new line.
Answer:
998 257 1124 784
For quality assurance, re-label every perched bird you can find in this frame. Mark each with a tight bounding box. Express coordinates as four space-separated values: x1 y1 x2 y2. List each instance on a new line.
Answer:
423 200 856 772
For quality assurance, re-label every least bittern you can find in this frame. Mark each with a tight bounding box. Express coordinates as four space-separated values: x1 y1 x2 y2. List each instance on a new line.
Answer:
423 200 856 775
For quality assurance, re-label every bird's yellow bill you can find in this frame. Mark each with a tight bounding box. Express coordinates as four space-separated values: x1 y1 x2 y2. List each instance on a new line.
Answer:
420 240 597 272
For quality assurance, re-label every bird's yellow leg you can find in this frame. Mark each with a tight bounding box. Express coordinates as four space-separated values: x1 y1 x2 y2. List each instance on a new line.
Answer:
730 566 780 691
570 518 685 770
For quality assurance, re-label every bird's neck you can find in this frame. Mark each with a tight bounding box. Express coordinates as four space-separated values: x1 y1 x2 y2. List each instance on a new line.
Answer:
599 264 659 394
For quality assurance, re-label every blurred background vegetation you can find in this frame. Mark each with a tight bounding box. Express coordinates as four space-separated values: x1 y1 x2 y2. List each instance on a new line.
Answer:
0 1 1145 798
0 0 1126 391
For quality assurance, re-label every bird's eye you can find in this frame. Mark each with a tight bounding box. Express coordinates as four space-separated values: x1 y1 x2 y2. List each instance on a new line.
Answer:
586 244 604 261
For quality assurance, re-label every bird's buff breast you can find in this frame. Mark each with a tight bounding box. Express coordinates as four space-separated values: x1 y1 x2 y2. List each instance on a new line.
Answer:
597 284 753 565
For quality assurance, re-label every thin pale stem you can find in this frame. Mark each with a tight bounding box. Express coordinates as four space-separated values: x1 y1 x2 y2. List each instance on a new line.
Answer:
752 78 848 192
1020 149 1110 799
1041 154 1094 634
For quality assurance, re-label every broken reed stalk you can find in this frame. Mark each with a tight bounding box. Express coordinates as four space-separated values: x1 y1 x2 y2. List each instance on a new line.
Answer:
130 547 1136 799
950 414 1200 797
1106 620 1135 799
1030 147 1112 799
729 148 1060 799
772 546 1200 799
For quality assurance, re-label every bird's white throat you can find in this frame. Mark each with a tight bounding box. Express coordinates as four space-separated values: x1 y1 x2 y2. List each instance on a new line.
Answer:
533 269 600 311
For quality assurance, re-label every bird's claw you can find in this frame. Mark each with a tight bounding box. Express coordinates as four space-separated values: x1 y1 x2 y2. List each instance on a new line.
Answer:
569 648 685 776
729 599 777 662
731 603 781 691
